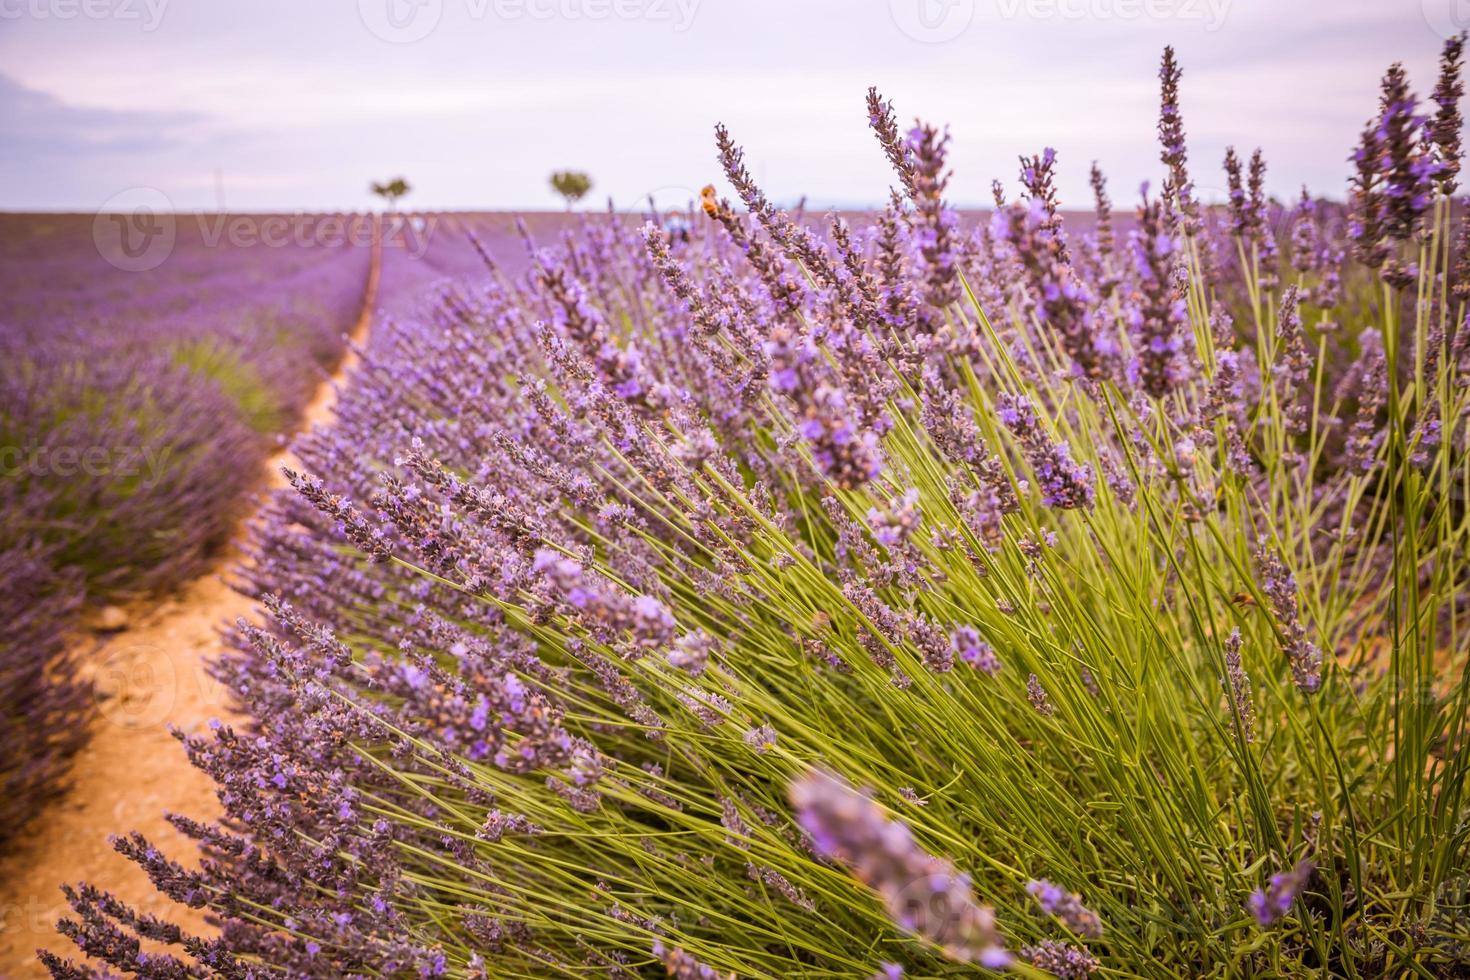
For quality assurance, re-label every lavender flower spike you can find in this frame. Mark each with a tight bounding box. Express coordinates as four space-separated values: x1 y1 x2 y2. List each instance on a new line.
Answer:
998 394 1094 511
906 122 962 310
867 488 922 547
653 940 734 979
1127 182 1191 398
1376 63 1441 245
789 769 1010 967
1221 628 1256 743
951 626 1001 675
1430 33 1466 194
1022 940 1101 978
1026 674 1057 716
1157 45 1199 232
1249 860 1315 927
1026 878 1104 938
1255 547 1324 694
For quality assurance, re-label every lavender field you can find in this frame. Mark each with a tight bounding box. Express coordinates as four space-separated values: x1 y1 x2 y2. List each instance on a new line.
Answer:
4 3 1470 978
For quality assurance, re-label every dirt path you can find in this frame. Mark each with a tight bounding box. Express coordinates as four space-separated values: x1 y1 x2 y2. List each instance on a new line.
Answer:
0 235 381 979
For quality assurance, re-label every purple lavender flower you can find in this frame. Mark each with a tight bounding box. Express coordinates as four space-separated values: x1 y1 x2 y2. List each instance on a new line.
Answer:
1255 547 1324 694
1224 147 1249 237
867 488 922 547
1249 859 1315 927
1089 162 1114 260
668 629 716 676
1377 64 1442 242
909 612 957 674
653 940 733 979
1020 146 1069 263
1289 187 1318 276
1157 46 1199 232
743 723 778 753
1221 629 1256 743
867 87 916 197
951 626 1002 675
1026 878 1104 938
1022 939 1101 978
994 201 1114 381
764 325 883 489
1273 285 1313 437
1348 117 1389 269
1126 183 1192 398
1026 674 1057 717
997 394 1095 511
1343 329 1388 473
1430 34 1465 194
1246 150 1279 289
534 548 677 653
789 769 1010 967
906 122 962 310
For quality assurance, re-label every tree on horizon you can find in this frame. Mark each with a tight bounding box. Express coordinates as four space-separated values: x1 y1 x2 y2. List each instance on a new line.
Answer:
370 177 411 210
549 170 593 210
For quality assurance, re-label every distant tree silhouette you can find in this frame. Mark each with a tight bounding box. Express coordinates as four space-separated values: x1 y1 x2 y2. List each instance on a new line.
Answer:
550 171 593 210
370 177 411 210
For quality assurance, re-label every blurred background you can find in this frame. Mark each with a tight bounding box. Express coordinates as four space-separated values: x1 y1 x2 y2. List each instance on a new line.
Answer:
2 0 1465 212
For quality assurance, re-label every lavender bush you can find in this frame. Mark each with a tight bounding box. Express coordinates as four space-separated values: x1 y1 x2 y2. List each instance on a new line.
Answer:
0 545 89 847
48 42 1470 977
0 216 371 599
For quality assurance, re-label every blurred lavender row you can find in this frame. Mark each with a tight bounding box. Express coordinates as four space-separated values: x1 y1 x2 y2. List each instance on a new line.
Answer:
0 213 371 846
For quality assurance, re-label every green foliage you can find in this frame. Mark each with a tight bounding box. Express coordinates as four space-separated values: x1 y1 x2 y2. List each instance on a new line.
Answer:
0 354 254 598
169 337 283 435
371 176 412 209
549 169 593 208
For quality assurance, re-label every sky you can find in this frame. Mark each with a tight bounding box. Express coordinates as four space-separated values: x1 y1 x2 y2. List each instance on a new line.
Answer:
1 0 1466 212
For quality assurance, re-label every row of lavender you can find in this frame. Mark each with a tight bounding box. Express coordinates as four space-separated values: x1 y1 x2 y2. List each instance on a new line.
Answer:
48 39 1470 978
0 215 371 844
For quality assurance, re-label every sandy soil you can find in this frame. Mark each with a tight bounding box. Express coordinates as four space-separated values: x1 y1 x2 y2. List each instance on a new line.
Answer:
0 235 380 979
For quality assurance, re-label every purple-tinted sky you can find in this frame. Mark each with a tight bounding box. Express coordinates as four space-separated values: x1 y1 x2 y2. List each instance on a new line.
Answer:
1 0 1465 211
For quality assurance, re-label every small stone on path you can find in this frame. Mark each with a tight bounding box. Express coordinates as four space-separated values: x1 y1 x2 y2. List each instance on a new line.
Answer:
95 605 129 632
